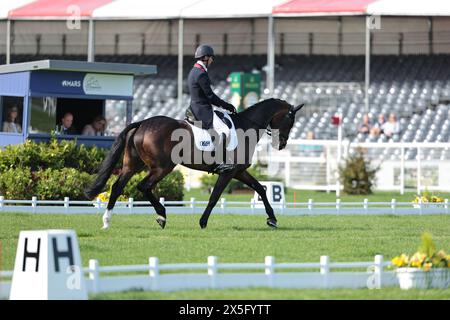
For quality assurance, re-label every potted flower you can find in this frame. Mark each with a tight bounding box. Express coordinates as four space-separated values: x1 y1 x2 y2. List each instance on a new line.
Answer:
93 191 127 208
391 233 449 290
411 189 445 208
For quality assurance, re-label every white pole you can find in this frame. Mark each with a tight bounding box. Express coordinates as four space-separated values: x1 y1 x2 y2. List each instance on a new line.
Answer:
267 15 275 95
336 117 342 197
177 18 184 110
364 16 371 114
417 147 421 195
6 20 11 64
400 146 405 195
88 19 95 62
320 255 330 289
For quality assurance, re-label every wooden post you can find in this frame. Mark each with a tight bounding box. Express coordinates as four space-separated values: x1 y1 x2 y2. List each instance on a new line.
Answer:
149 257 159 291
89 259 99 294
374 255 383 289
265 256 275 288
64 197 69 214
320 256 330 289
208 256 218 289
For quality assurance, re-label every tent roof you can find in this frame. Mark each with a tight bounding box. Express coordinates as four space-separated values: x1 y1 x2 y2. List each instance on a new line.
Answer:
273 0 376 16
180 0 287 19
9 0 113 19
273 0 450 17
0 0 35 19
92 0 200 20
367 0 450 16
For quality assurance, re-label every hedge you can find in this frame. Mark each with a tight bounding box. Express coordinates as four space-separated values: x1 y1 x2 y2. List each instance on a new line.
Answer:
0 138 185 201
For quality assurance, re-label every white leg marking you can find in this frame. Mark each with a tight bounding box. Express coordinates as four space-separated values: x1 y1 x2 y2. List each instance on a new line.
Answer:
102 210 112 230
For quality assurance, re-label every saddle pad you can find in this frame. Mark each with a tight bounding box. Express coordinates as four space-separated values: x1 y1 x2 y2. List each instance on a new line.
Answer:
186 111 238 152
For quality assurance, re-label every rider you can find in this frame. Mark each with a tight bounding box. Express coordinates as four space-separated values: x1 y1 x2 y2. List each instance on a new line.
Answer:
187 44 237 173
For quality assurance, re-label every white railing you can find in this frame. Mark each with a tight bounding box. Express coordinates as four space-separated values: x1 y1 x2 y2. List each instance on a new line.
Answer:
0 255 398 298
257 140 450 194
0 196 448 215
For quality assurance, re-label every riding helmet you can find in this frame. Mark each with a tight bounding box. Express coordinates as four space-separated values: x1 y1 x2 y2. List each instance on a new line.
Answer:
195 44 215 59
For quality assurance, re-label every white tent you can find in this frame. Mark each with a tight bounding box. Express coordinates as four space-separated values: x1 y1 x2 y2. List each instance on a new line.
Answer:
0 0 35 19
180 0 286 18
367 0 450 16
91 0 200 19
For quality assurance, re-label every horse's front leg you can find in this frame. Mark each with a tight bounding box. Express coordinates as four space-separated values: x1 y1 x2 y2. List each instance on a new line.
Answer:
199 170 235 229
234 170 277 228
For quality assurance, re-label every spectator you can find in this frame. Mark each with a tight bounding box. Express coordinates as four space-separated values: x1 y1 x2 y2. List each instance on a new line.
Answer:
2 104 22 133
82 115 107 136
381 112 401 139
59 112 77 135
358 114 372 135
370 113 385 138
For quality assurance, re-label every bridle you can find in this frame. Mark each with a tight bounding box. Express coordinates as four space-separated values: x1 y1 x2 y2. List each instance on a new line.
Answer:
240 105 295 142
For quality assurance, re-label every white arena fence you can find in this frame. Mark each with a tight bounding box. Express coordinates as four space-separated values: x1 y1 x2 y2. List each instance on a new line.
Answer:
0 255 397 298
256 140 450 194
0 196 448 215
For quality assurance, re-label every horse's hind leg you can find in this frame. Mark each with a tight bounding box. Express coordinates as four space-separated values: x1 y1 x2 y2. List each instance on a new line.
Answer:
102 170 134 229
234 170 277 228
137 166 174 229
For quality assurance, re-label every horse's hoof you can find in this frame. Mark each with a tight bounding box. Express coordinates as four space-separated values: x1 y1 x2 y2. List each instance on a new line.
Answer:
266 219 278 228
102 217 110 230
199 220 208 229
156 217 166 229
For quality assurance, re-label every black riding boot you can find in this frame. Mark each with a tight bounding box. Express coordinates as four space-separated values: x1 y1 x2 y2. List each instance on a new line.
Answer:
212 133 235 174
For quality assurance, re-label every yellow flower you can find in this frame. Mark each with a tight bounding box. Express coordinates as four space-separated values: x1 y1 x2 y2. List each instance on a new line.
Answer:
392 254 408 267
410 252 426 268
437 250 447 259
423 262 432 272
96 192 110 203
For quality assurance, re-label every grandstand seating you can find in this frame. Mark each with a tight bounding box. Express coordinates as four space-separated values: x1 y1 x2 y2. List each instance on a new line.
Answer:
1 53 449 160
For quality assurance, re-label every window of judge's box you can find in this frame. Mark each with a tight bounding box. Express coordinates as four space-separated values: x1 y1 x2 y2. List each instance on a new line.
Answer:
1 97 24 134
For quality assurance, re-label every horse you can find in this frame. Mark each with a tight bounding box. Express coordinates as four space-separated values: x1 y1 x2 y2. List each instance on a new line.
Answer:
84 98 304 230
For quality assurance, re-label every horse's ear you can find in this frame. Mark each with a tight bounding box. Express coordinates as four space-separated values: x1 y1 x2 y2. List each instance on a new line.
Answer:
294 104 305 113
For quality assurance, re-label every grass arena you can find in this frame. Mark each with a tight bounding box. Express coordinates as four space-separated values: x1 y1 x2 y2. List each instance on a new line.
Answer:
1 190 449 299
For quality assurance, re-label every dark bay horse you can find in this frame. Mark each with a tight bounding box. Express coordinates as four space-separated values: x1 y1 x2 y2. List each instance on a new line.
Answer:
85 98 304 229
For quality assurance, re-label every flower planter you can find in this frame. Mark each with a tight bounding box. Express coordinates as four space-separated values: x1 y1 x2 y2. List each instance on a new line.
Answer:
396 268 449 290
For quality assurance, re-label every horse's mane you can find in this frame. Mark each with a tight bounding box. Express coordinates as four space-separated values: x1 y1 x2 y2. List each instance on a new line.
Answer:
243 98 290 113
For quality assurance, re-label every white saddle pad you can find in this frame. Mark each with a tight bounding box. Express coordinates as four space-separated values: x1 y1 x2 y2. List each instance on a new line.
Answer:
186 111 238 152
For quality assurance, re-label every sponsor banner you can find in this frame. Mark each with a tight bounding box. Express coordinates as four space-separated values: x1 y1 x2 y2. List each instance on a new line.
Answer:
30 71 133 98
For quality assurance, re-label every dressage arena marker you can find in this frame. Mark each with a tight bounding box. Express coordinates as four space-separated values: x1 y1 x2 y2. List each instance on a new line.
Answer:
9 230 87 300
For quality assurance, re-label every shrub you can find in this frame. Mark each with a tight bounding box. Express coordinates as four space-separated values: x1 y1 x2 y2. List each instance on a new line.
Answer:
105 170 185 202
338 147 379 195
0 167 35 199
0 138 106 173
35 168 93 200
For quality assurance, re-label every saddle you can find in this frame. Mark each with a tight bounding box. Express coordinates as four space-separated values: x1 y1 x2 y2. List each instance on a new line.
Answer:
184 107 237 152
185 107 232 129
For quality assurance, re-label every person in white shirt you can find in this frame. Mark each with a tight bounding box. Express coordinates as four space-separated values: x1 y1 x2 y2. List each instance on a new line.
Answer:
381 112 401 139
82 115 107 136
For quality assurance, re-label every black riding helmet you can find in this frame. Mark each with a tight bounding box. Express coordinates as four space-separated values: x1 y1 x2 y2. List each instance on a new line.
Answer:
195 44 215 59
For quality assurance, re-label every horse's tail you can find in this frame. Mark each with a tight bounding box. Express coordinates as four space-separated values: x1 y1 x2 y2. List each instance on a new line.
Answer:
84 121 143 200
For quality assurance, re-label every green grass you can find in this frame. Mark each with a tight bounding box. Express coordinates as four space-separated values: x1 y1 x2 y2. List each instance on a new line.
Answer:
183 188 450 203
1 213 449 299
92 287 450 300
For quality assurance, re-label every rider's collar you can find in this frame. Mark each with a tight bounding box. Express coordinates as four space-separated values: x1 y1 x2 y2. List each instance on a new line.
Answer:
196 60 208 72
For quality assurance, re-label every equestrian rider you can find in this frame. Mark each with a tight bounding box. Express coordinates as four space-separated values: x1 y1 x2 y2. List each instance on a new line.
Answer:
187 44 237 173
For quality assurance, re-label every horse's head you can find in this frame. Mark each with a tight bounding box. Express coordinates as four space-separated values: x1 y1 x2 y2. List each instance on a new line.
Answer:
269 102 304 150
